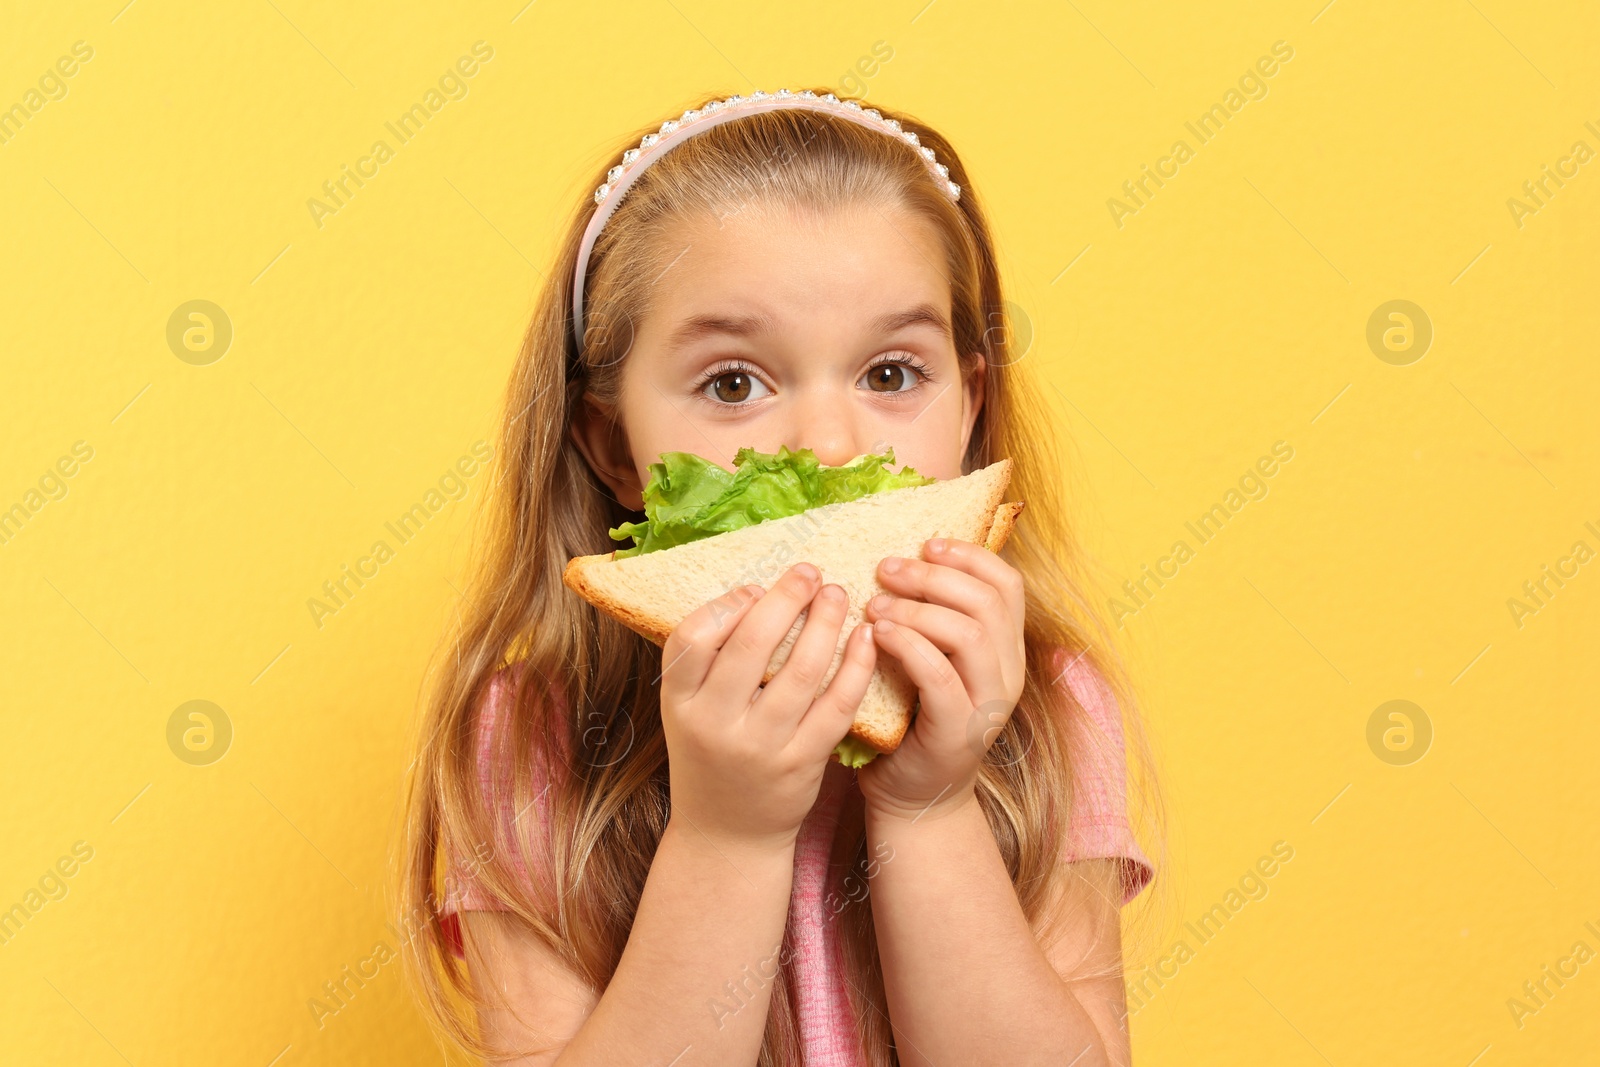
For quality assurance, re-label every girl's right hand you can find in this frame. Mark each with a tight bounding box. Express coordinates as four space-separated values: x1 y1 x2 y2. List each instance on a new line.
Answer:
659 562 878 854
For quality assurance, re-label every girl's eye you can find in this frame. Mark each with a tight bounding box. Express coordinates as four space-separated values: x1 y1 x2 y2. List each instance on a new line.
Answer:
859 356 930 394
698 365 773 404
693 354 933 405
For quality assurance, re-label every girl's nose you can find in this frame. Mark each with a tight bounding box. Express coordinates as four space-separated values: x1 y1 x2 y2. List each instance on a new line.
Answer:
788 389 867 467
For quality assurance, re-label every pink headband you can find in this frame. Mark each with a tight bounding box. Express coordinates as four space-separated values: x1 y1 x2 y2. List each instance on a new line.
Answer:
571 88 962 346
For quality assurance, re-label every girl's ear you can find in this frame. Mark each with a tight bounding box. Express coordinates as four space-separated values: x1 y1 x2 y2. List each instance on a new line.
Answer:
960 354 987 459
569 395 645 510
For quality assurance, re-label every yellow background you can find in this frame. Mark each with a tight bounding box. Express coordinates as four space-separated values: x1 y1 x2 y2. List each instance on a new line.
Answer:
2 0 1596 1063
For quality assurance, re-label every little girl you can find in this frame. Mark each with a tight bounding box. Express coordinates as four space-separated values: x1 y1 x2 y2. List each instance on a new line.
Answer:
399 88 1161 1066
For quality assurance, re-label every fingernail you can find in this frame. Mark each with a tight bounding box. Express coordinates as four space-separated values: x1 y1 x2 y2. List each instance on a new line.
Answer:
796 562 820 581
881 557 903 574
868 594 890 613
929 538 947 553
874 618 894 634
820 584 845 603
747 584 765 598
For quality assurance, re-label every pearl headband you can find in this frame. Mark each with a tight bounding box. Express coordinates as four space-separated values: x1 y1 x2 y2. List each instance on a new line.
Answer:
571 88 962 347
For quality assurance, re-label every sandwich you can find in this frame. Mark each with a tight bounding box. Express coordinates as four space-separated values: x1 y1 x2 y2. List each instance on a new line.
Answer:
563 445 1022 766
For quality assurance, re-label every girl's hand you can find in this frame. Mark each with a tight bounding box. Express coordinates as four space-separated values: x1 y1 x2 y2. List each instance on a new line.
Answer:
659 563 878 854
858 538 1027 823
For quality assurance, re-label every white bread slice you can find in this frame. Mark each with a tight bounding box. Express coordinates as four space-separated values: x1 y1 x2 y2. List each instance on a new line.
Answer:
563 458 1021 757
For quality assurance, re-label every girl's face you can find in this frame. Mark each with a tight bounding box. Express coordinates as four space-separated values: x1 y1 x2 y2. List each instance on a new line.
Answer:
572 199 985 510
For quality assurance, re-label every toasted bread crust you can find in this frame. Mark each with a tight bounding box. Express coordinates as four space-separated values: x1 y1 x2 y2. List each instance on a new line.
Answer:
562 554 674 646
984 500 1025 553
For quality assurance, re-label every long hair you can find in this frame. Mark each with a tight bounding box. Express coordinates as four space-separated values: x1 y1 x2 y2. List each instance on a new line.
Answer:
395 89 1167 1065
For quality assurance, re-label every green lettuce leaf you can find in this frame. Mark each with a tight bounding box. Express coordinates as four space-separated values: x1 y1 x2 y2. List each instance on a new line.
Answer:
833 736 883 769
609 444 935 558
610 444 936 767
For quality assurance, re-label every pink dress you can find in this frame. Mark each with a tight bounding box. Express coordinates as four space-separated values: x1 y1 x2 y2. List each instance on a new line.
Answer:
440 649 1154 1065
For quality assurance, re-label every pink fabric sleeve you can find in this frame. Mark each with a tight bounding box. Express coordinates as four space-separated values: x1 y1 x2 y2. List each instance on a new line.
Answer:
1053 649 1155 907
439 664 566 957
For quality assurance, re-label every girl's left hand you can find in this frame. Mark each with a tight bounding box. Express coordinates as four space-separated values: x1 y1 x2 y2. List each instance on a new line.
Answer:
856 537 1027 822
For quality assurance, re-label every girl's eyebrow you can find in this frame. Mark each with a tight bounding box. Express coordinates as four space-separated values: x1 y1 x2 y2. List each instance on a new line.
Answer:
666 303 951 353
665 311 777 352
872 302 951 339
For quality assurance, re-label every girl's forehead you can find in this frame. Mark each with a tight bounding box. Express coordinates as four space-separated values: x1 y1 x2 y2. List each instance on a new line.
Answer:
639 201 952 332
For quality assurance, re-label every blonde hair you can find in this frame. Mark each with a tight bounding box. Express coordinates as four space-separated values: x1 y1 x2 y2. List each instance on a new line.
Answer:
395 88 1167 1064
